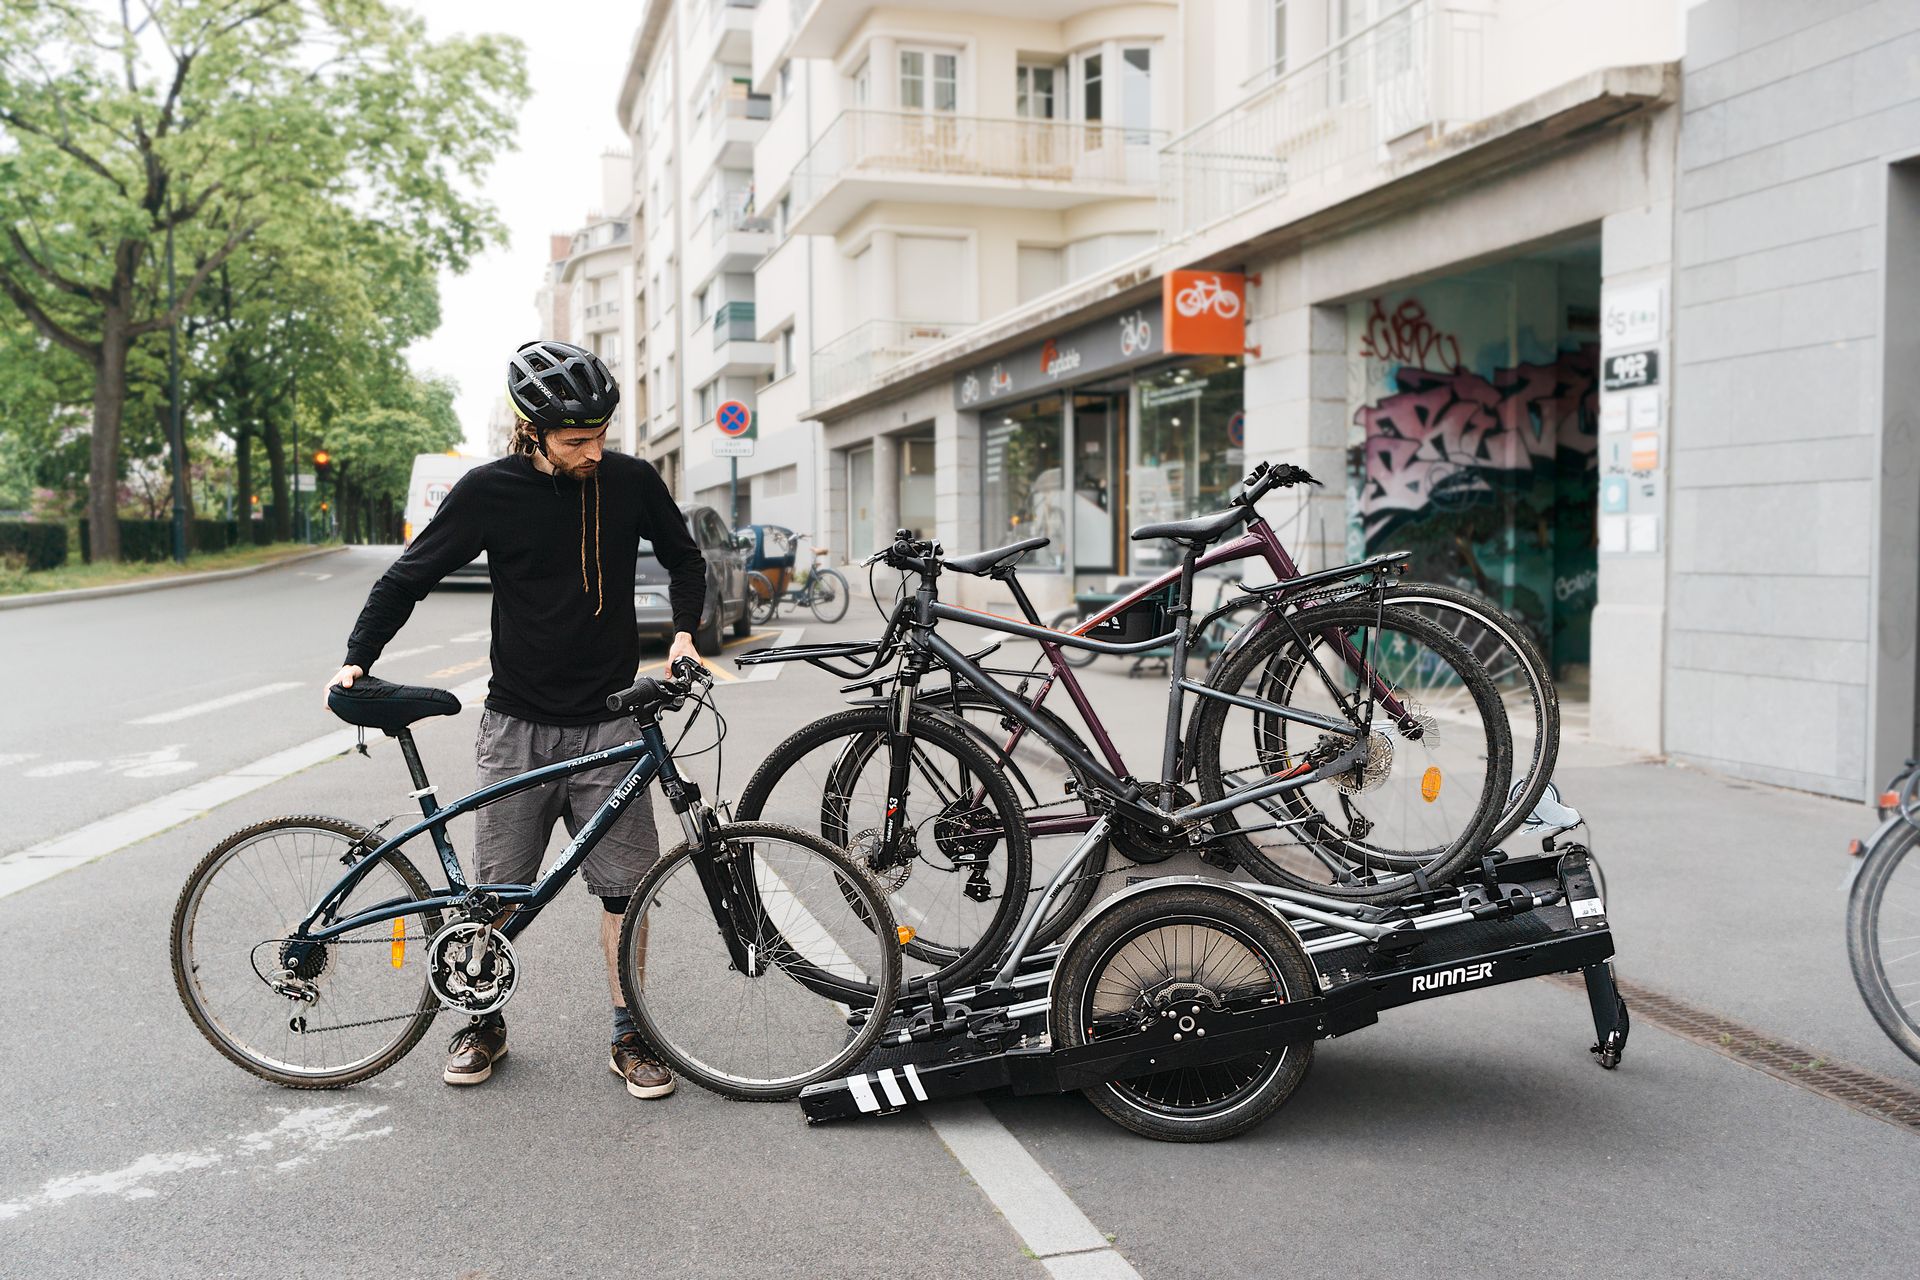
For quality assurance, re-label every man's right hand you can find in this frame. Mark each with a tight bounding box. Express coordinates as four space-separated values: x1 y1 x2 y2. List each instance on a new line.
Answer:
325 664 365 709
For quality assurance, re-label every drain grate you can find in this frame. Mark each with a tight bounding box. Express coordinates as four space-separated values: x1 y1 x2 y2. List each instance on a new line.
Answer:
1545 973 1920 1133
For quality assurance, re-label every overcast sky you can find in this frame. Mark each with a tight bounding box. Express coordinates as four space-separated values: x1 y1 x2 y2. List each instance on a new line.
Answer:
404 1 637 451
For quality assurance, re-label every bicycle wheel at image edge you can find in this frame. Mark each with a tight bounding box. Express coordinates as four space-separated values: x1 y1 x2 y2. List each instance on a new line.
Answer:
171 815 443 1089
1190 601 1512 903
734 706 1034 993
1050 884 1316 1142
618 822 900 1100
1847 823 1920 1066
808 568 850 624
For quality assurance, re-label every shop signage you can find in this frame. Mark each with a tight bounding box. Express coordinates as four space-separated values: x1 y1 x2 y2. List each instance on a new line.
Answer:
1602 349 1659 390
1600 283 1662 350
954 304 1164 409
1163 270 1247 356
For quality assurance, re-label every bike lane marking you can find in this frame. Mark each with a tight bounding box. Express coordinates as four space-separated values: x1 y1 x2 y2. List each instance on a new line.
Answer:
127 681 304 726
0 674 491 901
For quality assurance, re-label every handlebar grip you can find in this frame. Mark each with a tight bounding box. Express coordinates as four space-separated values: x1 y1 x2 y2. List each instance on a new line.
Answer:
607 677 667 713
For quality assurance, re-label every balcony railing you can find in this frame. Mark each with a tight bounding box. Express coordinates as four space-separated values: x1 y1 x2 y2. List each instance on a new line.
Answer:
1159 0 1486 241
711 191 774 243
708 86 772 135
811 318 967 407
790 110 1164 216
712 300 757 348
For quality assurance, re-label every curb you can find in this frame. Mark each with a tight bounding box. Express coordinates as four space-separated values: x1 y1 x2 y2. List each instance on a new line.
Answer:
0 544 349 611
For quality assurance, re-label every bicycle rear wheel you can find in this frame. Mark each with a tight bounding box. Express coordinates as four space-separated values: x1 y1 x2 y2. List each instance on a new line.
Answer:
747 571 778 625
171 816 443 1088
1382 583 1559 846
1190 602 1512 902
1847 821 1920 1066
619 822 900 1100
809 568 850 623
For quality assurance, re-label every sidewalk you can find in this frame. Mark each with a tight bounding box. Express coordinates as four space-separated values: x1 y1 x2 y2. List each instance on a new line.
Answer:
0 544 344 611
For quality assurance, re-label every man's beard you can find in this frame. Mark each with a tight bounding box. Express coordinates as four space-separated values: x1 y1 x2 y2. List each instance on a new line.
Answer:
554 456 598 481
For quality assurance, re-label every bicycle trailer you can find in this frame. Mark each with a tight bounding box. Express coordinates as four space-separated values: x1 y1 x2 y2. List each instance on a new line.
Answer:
795 830 1627 1142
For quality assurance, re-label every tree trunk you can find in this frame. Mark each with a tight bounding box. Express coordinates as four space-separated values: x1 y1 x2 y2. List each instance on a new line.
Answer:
234 421 253 532
87 314 131 562
260 416 290 541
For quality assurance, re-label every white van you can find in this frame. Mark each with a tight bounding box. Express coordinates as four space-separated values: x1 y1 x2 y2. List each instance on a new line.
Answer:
404 452 491 581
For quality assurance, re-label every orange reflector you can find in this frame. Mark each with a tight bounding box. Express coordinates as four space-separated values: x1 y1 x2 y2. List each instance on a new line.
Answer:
390 918 406 968
1420 767 1442 803
1849 838 1865 857
896 926 916 947
1880 791 1900 810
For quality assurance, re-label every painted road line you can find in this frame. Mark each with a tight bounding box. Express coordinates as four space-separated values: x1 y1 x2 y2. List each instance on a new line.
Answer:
924 1098 1141 1278
128 682 304 726
0 674 491 901
429 657 489 679
379 644 443 661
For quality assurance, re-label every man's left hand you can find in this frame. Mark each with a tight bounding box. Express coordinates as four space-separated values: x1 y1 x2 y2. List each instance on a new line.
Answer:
667 630 701 672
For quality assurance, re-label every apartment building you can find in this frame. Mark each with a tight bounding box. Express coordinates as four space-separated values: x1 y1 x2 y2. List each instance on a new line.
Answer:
582 1 1920 802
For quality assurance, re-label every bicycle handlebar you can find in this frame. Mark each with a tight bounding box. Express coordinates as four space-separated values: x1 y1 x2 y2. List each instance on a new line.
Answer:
867 528 944 578
605 656 714 716
1234 460 1323 507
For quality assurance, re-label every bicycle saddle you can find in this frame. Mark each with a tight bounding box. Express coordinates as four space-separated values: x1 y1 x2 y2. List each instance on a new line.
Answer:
943 536 1050 577
1130 505 1250 547
327 675 462 731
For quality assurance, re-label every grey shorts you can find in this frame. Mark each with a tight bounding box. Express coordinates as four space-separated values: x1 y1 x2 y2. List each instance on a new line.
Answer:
473 709 660 898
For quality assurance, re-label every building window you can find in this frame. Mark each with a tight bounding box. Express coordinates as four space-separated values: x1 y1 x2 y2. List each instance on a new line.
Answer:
697 380 716 422
851 58 871 107
1082 52 1103 123
777 193 791 237
899 49 958 113
780 325 796 377
665 354 677 403
755 464 798 499
1129 359 1246 573
777 59 793 107
1122 47 1152 143
1016 64 1058 120
694 285 710 325
982 398 1066 572
1271 0 1289 75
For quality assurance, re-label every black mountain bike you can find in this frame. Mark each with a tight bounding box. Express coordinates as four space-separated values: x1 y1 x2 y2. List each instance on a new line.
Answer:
737 469 1513 991
169 660 900 1101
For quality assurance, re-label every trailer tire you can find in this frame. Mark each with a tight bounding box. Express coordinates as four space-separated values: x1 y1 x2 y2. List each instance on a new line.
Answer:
1051 884 1316 1142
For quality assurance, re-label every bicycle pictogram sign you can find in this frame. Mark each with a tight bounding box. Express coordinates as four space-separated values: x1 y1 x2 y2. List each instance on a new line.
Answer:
1174 274 1242 320
716 400 752 437
1162 269 1248 356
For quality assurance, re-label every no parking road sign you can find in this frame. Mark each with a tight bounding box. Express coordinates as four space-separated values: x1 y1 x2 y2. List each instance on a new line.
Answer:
716 400 754 437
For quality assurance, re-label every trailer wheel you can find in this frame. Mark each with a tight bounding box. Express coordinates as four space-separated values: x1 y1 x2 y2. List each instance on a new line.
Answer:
1050 884 1316 1142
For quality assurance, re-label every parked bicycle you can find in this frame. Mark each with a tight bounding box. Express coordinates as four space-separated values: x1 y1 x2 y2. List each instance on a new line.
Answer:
1847 760 1920 1066
170 659 900 1101
737 462 1514 991
748 531 850 625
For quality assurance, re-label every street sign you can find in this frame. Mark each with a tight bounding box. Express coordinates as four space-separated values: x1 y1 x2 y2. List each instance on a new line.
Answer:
1602 349 1659 390
716 400 753 437
713 437 755 458
1226 409 1246 449
293 474 317 492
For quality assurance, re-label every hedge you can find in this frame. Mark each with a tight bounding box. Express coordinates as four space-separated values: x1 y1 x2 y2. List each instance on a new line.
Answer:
0 521 69 571
79 518 244 562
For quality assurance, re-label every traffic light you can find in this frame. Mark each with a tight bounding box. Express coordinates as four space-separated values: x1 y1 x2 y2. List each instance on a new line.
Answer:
312 449 331 474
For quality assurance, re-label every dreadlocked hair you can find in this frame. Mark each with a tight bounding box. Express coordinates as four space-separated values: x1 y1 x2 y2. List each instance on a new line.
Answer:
509 415 542 457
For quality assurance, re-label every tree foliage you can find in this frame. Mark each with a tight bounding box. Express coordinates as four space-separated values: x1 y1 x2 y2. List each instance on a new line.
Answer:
0 1 527 557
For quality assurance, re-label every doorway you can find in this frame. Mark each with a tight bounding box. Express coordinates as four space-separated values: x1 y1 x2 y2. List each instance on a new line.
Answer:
1070 393 1122 573
848 446 875 561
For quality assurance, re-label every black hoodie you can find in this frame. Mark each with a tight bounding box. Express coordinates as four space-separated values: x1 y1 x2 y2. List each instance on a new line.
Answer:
344 452 704 725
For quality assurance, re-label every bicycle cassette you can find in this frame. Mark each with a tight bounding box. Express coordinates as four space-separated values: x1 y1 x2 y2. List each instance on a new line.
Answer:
427 921 520 1015
1334 732 1395 796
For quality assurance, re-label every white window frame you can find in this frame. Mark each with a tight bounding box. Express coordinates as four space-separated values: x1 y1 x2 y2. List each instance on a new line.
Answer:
898 45 959 114
1016 62 1060 120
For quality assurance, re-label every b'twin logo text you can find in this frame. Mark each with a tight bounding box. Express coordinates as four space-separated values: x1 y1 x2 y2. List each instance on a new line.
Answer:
1410 961 1494 993
606 771 645 811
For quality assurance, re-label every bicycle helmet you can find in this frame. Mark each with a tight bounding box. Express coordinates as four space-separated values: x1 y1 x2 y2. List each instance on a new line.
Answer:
506 339 619 432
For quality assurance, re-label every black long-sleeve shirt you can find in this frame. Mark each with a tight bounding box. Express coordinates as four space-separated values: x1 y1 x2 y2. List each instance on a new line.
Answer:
344 452 705 725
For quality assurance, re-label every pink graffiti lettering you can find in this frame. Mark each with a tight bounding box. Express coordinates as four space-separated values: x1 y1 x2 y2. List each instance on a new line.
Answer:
1354 346 1599 540
1358 298 1464 371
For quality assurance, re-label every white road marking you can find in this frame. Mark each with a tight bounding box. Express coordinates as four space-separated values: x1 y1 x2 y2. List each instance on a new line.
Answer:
452 629 490 642
379 644 442 661
0 675 490 900
732 627 805 683
108 745 195 778
924 1098 1141 1277
23 760 99 779
0 1103 391 1221
129 681 303 725
0 753 40 769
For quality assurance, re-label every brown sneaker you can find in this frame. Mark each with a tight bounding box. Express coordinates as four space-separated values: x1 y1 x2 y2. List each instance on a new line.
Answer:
444 1019 508 1085
610 1032 675 1099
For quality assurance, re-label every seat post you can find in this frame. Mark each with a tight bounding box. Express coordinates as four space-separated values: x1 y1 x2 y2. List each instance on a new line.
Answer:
1159 548 1201 789
389 728 436 813
1000 569 1044 624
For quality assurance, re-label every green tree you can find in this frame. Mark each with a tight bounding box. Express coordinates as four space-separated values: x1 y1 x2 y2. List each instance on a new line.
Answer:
321 373 460 544
0 0 526 560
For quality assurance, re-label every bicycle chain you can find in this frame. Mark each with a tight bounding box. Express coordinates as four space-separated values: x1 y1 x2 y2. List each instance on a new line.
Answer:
264 933 435 1037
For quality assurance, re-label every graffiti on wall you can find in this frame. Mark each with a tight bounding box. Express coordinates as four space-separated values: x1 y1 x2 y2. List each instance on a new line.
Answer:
1357 297 1464 372
1354 346 1599 542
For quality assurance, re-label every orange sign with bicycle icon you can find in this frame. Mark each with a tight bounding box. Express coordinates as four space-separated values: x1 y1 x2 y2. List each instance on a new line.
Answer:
1163 270 1247 356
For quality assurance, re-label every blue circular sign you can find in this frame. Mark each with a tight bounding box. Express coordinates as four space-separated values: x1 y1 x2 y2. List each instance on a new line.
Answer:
1227 410 1246 449
716 400 752 437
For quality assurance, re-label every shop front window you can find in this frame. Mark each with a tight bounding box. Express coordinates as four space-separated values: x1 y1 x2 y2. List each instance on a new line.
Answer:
982 397 1067 571
1128 358 1245 572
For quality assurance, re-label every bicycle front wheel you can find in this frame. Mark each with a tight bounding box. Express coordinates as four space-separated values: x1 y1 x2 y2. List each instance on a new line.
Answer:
808 568 850 623
1191 602 1512 902
1382 583 1559 846
1848 821 1920 1066
619 822 900 1100
171 816 444 1088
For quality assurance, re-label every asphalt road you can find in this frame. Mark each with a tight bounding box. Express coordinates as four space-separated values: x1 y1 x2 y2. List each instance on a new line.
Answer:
1 551 1917 1278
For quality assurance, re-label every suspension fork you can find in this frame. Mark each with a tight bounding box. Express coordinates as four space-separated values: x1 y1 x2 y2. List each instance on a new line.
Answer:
880 591 936 863
656 723 760 975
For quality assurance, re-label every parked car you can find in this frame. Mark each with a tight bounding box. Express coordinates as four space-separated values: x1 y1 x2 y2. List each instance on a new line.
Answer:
634 503 753 655
405 452 490 583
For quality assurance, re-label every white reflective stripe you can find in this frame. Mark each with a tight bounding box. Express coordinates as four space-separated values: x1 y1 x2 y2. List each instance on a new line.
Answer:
902 1063 929 1101
876 1068 906 1107
846 1073 881 1114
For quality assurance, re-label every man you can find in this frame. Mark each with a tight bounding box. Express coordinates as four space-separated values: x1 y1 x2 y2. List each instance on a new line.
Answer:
326 339 705 1099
